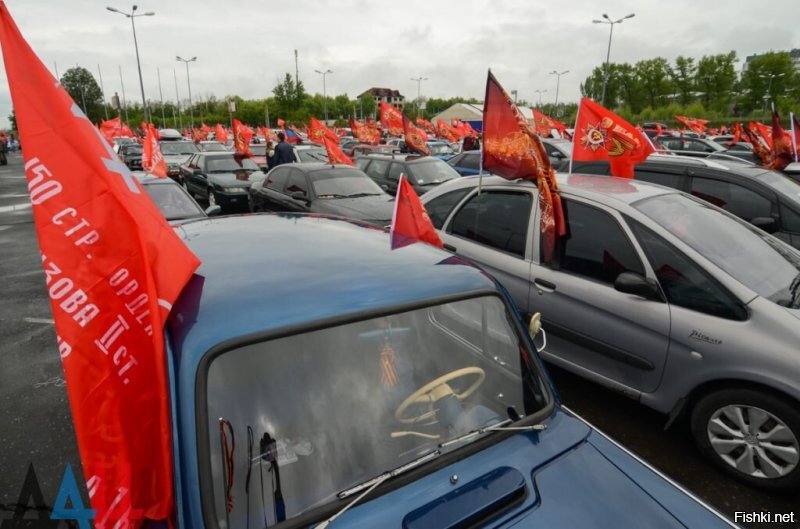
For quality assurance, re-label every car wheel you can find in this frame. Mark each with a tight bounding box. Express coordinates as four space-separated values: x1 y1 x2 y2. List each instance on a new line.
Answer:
690 388 800 489
208 188 220 209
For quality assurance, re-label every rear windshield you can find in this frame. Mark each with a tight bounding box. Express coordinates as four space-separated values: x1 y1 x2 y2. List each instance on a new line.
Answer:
143 183 204 221
406 160 460 186
160 142 198 155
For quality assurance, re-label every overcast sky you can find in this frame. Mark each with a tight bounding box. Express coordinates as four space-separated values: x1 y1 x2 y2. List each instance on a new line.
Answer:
1 0 798 128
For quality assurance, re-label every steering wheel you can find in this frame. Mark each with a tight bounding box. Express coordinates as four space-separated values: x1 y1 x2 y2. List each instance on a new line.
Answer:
394 367 485 424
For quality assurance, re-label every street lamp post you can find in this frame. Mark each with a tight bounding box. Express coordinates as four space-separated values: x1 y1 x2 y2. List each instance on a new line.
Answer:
511 89 518 104
534 89 547 107
549 69 569 108
592 12 635 106
759 73 785 114
314 69 333 123
410 76 428 114
107 5 154 122
176 56 197 129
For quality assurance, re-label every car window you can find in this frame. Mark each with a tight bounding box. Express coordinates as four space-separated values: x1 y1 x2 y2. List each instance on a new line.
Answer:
285 170 309 196
628 218 747 320
365 159 390 180
387 162 404 183
690 177 772 221
780 203 800 233
265 167 291 191
634 169 683 189
426 188 472 229
355 158 370 170
449 191 532 258
460 153 480 170
556 200 644 283
143 183 205 221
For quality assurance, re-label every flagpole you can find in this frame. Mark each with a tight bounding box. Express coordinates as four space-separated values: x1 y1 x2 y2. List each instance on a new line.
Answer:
173 68 182 131
118 65 129 124
791 112 798 163
97 65 109 120
568 99 582 175
157 68 166 126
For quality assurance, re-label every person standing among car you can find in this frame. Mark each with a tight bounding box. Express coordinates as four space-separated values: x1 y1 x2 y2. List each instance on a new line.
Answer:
265 141 276 170
272 132 294 167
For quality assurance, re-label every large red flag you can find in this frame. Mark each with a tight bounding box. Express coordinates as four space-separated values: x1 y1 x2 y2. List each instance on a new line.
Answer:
215 123 229 144
674 115 708 134
322 136 355 166
379 101 404 136
532 109 568 138
435 119 458 142
751 121 774 151
390 174 443 249
573 98 655 178
309 117 339 145
792 114 800 163
483 70 565 261
349 118 379 145
232 118 254 156
742 126 774 167
141 125 168 178
771 110 794 171
0 3 200 526
403 114 430 156
415 116 435 135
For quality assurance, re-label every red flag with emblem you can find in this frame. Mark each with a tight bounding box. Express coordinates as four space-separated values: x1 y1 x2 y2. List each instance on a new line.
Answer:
483 70 565 261
415 116 435 135
309 117 339 145
141 125 168 178
451 119 469 139
435 119 458 142
379 102 404 136
742 126 774 167
403 114 430 156
750 121 774 151
0 3 201 526
573 98 655 178
232 118 253 156
674 115 708 134
215 123 228 144
349 117 379 145
322 136 355 166
771 109 794 171
390 174 443 249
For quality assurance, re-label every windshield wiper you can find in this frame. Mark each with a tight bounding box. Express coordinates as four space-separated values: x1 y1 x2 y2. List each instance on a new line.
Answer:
317 193 347 198
344 192 381 198
438 418 547 450
788 273 800 309
315 449 440 528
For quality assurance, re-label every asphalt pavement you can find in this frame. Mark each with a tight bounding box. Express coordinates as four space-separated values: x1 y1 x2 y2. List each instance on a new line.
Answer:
0 151 797 527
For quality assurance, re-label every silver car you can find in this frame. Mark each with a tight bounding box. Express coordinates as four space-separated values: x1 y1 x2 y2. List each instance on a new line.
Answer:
422 173 800 489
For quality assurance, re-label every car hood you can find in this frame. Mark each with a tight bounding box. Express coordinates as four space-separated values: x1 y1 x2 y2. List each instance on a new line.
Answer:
312 195 394 225
207 171 262 187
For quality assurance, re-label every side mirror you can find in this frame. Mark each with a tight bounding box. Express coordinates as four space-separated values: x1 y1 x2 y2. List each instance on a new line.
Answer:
751 216 778 234
614 271 662 301
205 205 222 217
290 191 308 202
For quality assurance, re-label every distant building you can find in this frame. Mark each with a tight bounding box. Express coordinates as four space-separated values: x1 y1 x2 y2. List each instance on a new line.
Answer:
743 48 800 73
359 87 406 110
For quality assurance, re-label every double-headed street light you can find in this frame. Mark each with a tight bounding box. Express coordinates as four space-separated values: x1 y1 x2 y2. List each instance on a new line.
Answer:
176 56 197 129
107 5 155 122
592 12 635 106
759 72 786 113
549 70 569 108
314 69 333 123
410 76 428 113
534 89 547 107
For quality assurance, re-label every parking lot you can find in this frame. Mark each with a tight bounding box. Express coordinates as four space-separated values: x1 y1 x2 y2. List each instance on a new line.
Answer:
0 151 797 527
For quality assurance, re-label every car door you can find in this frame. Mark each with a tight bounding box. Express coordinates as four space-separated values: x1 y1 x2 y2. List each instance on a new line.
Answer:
386 162 404 195
281 169 312 213
189 155 208 195
778 202 800 249
363 159 391 190
182 154 198 192
531 197 671 394
256 166 292 211
439 188 535 315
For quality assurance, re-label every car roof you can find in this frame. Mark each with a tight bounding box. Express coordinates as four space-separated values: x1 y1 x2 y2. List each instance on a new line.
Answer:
167 214 496 362
294 143 325 150
290 163 363 174
361 153 439 164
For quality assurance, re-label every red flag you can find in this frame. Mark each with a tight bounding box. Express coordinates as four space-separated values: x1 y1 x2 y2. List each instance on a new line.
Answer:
0 3 200 526
379 101 404 136
142 125 168 178
674 115 708 134
483 70 565 261
415 116 435 135
277 118 286 128
751 121 774 151
390 174 443 249
742 126 774 167
200 122 211 134
403 114 430 156
232 118 254 156
322 136 355 166
731 122 743 144
435 119 458 142
309 117 339 145
573 98 655 178
191 128 202 143
451 119 469 139
349 117 379 145
792 114 800 163
531 109 561 137
771 110 794 171
215 123 229 144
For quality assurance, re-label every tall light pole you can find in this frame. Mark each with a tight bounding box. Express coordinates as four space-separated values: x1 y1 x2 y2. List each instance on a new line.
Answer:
534 89 547 107
176 56 197 128
314 68 333 123
107 5 154 122
549 69 569 108
173 67 182 130
511 89 518 104
759 72 785 114
592 12 635 106
410 76 428 114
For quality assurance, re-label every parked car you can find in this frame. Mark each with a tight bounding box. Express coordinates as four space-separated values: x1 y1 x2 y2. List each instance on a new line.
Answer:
448 141 569 177
422 173 800 489
248 163 393 226
118 142 143 171
157 128 185 141
570 155 800 249
642 122 670 139
112 136 137 154
197 140 228 152
180 151 265 212
426 140 456 159
356 153 461 196
447 150 484 176
293 143 329 163
133 172 220 222
350 144 401 158
656 136 728 158
167 212 737 528
160 140 199 181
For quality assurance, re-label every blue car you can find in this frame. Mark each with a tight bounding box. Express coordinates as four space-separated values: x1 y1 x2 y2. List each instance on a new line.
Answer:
167 213 737 529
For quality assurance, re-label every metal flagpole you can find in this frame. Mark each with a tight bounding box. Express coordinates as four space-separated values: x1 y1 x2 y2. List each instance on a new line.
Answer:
118 65 129 123
173 68 182 131
97 65 109 120
53 61 59 79
791 112 798 163
568 100 582 175
157 68 167 126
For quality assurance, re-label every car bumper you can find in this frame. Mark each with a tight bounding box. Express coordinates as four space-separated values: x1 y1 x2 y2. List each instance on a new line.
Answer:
214 191 249 207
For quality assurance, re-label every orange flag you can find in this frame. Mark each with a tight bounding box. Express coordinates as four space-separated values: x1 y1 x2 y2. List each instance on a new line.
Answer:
309 117 339 145
390 174 443 249
349 117 379 145
0 2 201 526
232 118 253 156
435 119 458 142
742 126 774 167
403 114 430 156
379 101 404 136
483 70 565 261
215 123 229 144
142 125 168 178
322 136 355 166
750 121 774 151
771 109 794 171
573 98 655 178
674 115 708 134
415 116 435 134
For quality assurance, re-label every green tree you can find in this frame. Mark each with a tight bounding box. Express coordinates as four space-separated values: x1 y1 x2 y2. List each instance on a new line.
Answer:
272 73 307 120
357 93 377 120
694 52 737 112
671 56 696 106
635 58 672 109
8 109 17 133
615 63 645 113
739 51 799 115
60 67 104 122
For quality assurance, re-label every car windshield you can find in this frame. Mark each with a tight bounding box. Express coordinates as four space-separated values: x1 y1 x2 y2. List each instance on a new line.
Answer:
204 295 549 528
142 183 205 221
311 168 385 197
428 143 454 155
249 145 267 156
635 194 800 308
201 142 227 152
123 145 143 155
206 156 260 172
297 147 329 162
160 142 198 155
407 160 460 186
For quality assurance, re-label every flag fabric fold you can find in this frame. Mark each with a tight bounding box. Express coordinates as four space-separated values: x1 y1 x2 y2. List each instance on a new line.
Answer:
232 118 254 156
771 109 794 171
349 117 379 145
215 123 229 144
403 114 430 156
674 115 708 135
379 102 404 137
309 117 339 145
390 174 443 249
435 119 458 142
0 2 201 526
322 136 355 166
141 125 168 178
